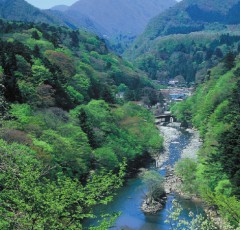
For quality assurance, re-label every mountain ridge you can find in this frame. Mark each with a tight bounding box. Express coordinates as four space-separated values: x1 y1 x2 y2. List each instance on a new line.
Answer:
56 0 177 38
137 0 240 42
51 5 69 12
0 0 75 27
125 0 240 84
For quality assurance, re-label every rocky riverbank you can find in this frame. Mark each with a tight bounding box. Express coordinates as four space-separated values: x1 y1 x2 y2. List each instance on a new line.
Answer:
181 129 202 159
165 127 202 195
155 123 181 169
141 123 181 213
141 123 202 213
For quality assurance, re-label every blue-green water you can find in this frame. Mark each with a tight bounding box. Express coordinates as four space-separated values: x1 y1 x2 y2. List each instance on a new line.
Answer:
85 127 204 229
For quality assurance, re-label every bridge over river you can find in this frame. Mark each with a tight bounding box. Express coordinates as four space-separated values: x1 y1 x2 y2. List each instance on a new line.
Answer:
155 113 176 124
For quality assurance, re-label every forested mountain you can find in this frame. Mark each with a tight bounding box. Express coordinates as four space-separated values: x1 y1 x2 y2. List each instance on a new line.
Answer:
128 0 240 83
0 19 163 228
62 0 176 37
137 0 240 41
0 0 107 35
0 0 75 27
172 53 240 227
51 5 69 12
52 0 176 53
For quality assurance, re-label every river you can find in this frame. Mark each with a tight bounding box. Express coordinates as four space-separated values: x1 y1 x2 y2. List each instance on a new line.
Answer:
84 123 204 230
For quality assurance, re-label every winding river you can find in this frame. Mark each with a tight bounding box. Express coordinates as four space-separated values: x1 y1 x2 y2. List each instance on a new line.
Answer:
85 124 204 229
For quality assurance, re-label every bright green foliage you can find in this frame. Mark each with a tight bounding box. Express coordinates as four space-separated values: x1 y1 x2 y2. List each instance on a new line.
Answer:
172 56 240 227
94 147 119 170
175 158 198 194
0 140 126 229
165 200 221 230
31 59 52 83
201 192 240 227
0 18 163 228
71 100 163 169
215 179 233 197
0 19 156 109
114 103 163 155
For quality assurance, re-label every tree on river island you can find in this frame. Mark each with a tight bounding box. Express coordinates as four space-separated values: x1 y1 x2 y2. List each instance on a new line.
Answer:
141 170 165 205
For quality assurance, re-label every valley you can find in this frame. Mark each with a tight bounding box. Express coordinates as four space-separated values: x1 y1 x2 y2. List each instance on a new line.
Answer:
0 0 240 229
84 123 204 230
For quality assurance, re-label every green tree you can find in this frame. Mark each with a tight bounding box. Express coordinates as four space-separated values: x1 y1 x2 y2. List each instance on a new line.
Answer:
0 140 126 229
141 170 165 204
175 158 198 194
224 52 235 70
94 147 119 170
31 59 52 83
165 200 220 230
33 45 41 57
31 30 40 40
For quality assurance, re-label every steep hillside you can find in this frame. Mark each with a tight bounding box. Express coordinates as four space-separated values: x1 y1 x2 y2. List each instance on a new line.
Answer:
63 0 176 37
51 5 69 12
0 0 74 27
172 54 240 227
0 19 157 107
0 19 163 228
139 0 240 41
51 0 176 53
128 0 240 83
48 8 103 34
0 0 106 34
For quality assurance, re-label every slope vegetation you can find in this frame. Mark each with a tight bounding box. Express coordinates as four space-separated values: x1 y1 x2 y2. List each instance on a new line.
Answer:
0 19 163 228
128 0 240 83
172 55 240 227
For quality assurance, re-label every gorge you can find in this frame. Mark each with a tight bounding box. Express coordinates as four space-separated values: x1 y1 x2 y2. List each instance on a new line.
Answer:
85 122 205 229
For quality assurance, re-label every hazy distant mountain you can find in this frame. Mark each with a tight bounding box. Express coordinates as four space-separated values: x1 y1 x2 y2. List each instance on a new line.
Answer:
57 0 177 38
0 0 117 37
51 5 69 12
48 8 104 33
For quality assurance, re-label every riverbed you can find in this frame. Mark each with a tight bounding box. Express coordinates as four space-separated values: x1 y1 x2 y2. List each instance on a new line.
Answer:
84 123 204 229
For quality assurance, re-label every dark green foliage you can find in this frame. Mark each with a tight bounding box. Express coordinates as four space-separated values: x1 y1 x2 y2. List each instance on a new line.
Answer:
31 30 40 40
33 44 41 57
224 52 235 70
0 19 154 110
78 108 97 148
70 30 80 47
127 0 240 83
130 33 240 83
217 81 240 196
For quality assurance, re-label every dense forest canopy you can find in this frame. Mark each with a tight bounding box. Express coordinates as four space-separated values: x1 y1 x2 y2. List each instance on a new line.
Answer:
0 0 240 228
0 19 163 228
126 0 240 83
172 54 240 227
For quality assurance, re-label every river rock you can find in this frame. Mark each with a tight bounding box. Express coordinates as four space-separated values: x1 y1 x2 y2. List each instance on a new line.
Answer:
181 129 202 160
141 199 164 213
